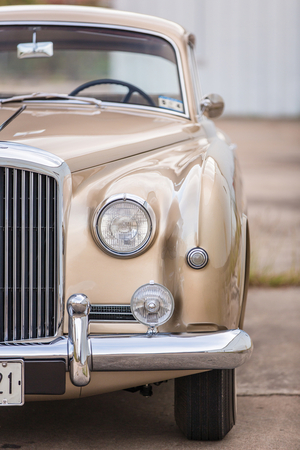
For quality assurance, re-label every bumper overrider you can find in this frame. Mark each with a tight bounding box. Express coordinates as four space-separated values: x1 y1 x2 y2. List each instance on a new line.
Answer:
0 294 253 389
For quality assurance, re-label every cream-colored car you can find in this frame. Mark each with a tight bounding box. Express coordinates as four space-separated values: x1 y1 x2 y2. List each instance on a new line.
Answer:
0 5 252 441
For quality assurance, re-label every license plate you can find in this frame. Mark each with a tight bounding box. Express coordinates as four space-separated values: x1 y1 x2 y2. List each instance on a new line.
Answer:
0 360 24 406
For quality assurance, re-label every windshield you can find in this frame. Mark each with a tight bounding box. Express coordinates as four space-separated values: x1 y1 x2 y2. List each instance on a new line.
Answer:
0 25 185 114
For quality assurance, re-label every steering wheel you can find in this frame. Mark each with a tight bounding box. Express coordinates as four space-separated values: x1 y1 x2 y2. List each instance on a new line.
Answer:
69 78 155 107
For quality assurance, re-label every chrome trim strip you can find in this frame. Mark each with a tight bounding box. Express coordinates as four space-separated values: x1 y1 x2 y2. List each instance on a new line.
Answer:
0 21 190 120
100 101 188 119
67 294 91 387
0 142 65 171
0 329 253 375
89 317 136 324
188 43 202 118
239 214 248 307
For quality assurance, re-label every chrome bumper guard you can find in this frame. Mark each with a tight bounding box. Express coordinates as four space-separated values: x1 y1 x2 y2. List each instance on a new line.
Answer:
0 295 253 387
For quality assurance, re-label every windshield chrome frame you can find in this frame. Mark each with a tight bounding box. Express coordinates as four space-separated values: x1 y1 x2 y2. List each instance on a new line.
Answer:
188 42 202 119
0 21 190 120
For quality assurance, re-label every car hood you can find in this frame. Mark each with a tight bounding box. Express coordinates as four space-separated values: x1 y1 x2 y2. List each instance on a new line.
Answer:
0 104 192 172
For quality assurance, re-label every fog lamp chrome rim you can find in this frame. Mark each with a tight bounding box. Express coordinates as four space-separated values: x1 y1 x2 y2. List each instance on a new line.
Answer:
187 247 208 269
131 281 174 328
92 193 156 257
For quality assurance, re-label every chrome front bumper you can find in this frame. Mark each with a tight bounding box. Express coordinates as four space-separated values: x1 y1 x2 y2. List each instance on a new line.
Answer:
0 294 253 388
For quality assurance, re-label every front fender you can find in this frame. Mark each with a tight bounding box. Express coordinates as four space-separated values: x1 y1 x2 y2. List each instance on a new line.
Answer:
64 135 244 333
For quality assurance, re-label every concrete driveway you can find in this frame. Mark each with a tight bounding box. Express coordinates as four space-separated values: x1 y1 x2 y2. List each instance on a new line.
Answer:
0 287 299 449
218 118 300 276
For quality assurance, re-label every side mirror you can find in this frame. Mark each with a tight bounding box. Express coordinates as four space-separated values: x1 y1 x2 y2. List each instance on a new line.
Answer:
200 93 224 119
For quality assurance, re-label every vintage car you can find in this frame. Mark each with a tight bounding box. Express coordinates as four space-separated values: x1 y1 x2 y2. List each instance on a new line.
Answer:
0 4 252 441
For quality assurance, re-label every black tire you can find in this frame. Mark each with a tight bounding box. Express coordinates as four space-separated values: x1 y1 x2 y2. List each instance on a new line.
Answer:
174 369 236 441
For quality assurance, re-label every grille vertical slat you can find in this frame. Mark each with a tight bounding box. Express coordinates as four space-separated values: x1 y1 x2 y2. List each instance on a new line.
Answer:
29 172 34 338
21 170 26 340
0 169 3 339
0 170 3 339
0 167 58 343
13 169 17 340
4 168 9 342
37 174 42 338
45 177 50 337
53 181 57 335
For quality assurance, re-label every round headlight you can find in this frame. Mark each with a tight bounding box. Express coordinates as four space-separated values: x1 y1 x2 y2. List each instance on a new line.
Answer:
131 281 174 328
93 194 156 257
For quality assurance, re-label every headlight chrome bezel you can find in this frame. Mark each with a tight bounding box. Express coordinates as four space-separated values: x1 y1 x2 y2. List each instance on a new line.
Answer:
92 193 156 258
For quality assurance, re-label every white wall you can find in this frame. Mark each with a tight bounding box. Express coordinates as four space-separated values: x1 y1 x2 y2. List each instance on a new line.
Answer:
113 0 300 117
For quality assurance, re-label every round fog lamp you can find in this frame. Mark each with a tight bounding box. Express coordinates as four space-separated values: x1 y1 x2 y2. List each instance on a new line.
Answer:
131 282 174 328
187 248 208 269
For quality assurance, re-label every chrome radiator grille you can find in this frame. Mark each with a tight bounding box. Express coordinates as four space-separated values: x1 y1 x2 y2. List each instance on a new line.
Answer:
0 167 58 342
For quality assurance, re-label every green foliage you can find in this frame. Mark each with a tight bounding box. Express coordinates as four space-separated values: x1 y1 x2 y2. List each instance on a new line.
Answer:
1 51 110 81
249 236 300 287
249 270 300 287
0 0 105 6
0 0 45 5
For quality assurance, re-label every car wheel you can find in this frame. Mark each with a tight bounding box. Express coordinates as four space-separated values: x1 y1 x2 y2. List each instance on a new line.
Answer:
174 369 236 441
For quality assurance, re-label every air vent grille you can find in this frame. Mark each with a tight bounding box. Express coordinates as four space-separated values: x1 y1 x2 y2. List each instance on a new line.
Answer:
89 305 136 322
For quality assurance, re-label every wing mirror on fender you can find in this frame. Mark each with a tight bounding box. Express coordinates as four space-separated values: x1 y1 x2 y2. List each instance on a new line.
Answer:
200 93 224 118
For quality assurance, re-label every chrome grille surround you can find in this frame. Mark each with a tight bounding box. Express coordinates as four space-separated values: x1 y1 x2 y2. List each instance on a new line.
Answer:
89 305 136 322
0 141 71 343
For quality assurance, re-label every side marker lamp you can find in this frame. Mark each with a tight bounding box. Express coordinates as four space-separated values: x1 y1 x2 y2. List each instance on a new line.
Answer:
187 248 209 269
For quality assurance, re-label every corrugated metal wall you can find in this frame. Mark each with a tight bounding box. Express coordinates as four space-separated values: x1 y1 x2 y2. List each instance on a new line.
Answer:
113 0 300 117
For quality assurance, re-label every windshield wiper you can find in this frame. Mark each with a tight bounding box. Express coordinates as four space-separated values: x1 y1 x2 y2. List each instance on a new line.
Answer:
0 93 102 108
0 105 26 133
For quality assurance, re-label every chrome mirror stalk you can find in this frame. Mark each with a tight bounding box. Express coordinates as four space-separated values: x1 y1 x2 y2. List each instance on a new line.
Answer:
67 294 91 387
